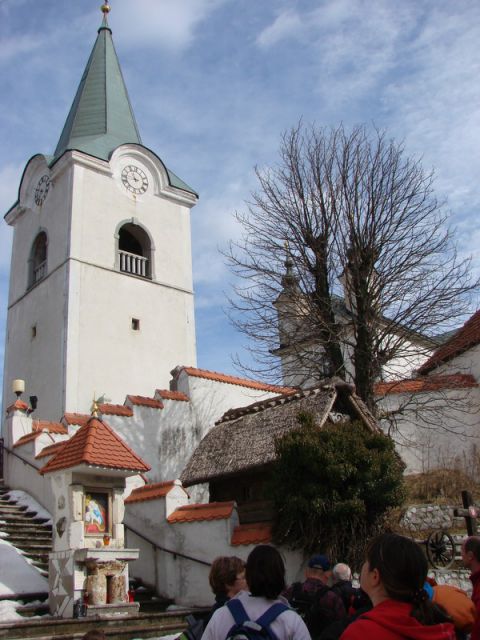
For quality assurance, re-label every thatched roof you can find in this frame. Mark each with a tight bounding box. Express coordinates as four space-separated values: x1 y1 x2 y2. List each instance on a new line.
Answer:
180 379 380 487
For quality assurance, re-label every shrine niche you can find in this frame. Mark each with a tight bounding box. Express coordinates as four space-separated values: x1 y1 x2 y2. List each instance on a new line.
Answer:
39 413 150 618
84 490 111 536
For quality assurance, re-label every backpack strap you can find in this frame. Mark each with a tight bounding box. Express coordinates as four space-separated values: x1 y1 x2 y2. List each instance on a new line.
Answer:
255 602 289 636
226 598 250 626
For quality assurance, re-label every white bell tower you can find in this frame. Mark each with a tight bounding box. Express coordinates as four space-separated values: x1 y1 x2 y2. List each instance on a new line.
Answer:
2 5 198 421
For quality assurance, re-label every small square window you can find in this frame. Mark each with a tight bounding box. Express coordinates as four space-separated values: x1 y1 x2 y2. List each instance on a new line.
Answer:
131 318 140 331
31 325 37 338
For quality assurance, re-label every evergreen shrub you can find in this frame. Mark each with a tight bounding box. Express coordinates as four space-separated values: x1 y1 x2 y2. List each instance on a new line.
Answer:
268 412 406 566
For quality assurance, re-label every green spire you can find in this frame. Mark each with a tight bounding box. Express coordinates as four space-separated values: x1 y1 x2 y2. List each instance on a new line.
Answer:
53 10 141 162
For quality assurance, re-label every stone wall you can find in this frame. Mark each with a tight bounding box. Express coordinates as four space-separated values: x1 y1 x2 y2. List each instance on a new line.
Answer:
400 504 464 532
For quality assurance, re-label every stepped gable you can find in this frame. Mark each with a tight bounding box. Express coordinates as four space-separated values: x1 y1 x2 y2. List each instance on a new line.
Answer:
63 412 90 427
156 389 189 402
13 431 42 447
375 373 478 396
181 379 380 487
32 420 67 434
127 395 164 409
5 399 29 414
167 501 235 523
419 309 480 375
99 403 133 416
40 416 150 474
36 441 67 459
231 523 272 546
178 366 295 394
13 419 68 448
125 481 175 504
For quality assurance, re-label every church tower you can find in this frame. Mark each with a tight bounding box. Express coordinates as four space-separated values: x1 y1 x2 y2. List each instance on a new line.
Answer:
2 5 198 421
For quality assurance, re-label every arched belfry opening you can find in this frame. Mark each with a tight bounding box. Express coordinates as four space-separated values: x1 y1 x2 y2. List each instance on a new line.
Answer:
28 231 48 288
117 223 152 279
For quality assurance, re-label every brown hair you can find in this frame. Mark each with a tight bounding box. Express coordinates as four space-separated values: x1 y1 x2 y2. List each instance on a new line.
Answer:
366 533 450 626
209 556 245 597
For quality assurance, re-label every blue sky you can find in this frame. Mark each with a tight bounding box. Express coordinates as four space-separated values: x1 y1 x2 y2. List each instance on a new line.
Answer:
0 0 479 395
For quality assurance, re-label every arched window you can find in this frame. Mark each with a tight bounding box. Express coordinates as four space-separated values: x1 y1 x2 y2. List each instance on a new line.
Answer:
28 231 48 288
117 223 151 279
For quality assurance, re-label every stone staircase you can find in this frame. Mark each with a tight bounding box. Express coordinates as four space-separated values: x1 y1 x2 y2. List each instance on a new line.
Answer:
0 482 52 579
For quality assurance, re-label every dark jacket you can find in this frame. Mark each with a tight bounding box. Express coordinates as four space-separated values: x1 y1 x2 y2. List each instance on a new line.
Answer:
285 578 346 639
330 580 355 613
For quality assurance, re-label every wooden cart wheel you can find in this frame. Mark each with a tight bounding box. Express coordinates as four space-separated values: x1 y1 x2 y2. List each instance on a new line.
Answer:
426 530 455 569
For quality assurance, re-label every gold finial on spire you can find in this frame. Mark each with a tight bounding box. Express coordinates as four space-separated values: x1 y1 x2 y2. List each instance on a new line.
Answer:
91 393 99 418
101 2 111 15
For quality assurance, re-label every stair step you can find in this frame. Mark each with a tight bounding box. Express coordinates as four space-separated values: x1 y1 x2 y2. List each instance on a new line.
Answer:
0 608 205 640
16 603 50 618
0 516 48 526
0 521 52 530
0 504 28 512
8 544 52 553
4 535 52 544
22 553 50 563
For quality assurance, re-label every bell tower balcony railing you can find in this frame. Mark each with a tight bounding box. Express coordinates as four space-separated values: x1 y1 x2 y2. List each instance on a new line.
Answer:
33 260 47 283
119 250 149 278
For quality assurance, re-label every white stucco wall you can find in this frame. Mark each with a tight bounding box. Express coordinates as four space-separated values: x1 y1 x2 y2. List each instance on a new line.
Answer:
125 495 304 607
2 410 69 513
379 385 480 474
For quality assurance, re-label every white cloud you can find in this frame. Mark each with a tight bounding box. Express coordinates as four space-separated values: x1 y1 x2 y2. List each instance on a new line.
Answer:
111 0 226 52
0 35 43 63
256 9 303 48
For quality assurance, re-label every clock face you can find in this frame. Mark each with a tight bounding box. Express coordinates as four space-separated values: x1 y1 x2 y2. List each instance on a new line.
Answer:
35 175 51 206
121 165 149 195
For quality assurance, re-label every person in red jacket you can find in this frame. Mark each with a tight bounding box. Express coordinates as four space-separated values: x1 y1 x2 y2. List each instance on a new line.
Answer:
461 535 480 640
340 533 455 640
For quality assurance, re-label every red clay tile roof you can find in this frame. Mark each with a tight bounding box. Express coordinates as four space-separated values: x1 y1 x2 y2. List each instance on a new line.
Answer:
127 395 164 409
182 366 295 394
40 417 150 475
156 390 189 402
98 403 134 417
13 431 42 447
125 481 175 504
5 399 29 414
63 413 90 427
231 523 272 546
419 310 480 374
36 441 68 459
32 420 67 434
167 501 235 524
375 374 478 396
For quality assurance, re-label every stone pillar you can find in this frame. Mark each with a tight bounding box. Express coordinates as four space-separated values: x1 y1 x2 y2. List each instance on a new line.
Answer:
87 573 107 605
108 575 126 604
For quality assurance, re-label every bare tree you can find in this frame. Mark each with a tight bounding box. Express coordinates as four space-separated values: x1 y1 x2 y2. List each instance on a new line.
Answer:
225 123 478 415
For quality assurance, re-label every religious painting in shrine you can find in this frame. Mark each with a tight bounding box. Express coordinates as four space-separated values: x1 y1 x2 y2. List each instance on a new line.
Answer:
84 490 111 535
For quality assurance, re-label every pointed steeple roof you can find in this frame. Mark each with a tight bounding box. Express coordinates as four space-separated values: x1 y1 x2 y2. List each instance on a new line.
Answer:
53 9 141 162
40 416 150 475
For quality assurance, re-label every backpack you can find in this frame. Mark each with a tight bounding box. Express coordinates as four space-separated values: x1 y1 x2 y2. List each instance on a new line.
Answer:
225 598 289 640
289 582 340 638
176 614 205 640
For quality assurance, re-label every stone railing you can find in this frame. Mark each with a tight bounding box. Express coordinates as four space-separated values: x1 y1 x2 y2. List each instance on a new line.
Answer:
118 250 149 278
